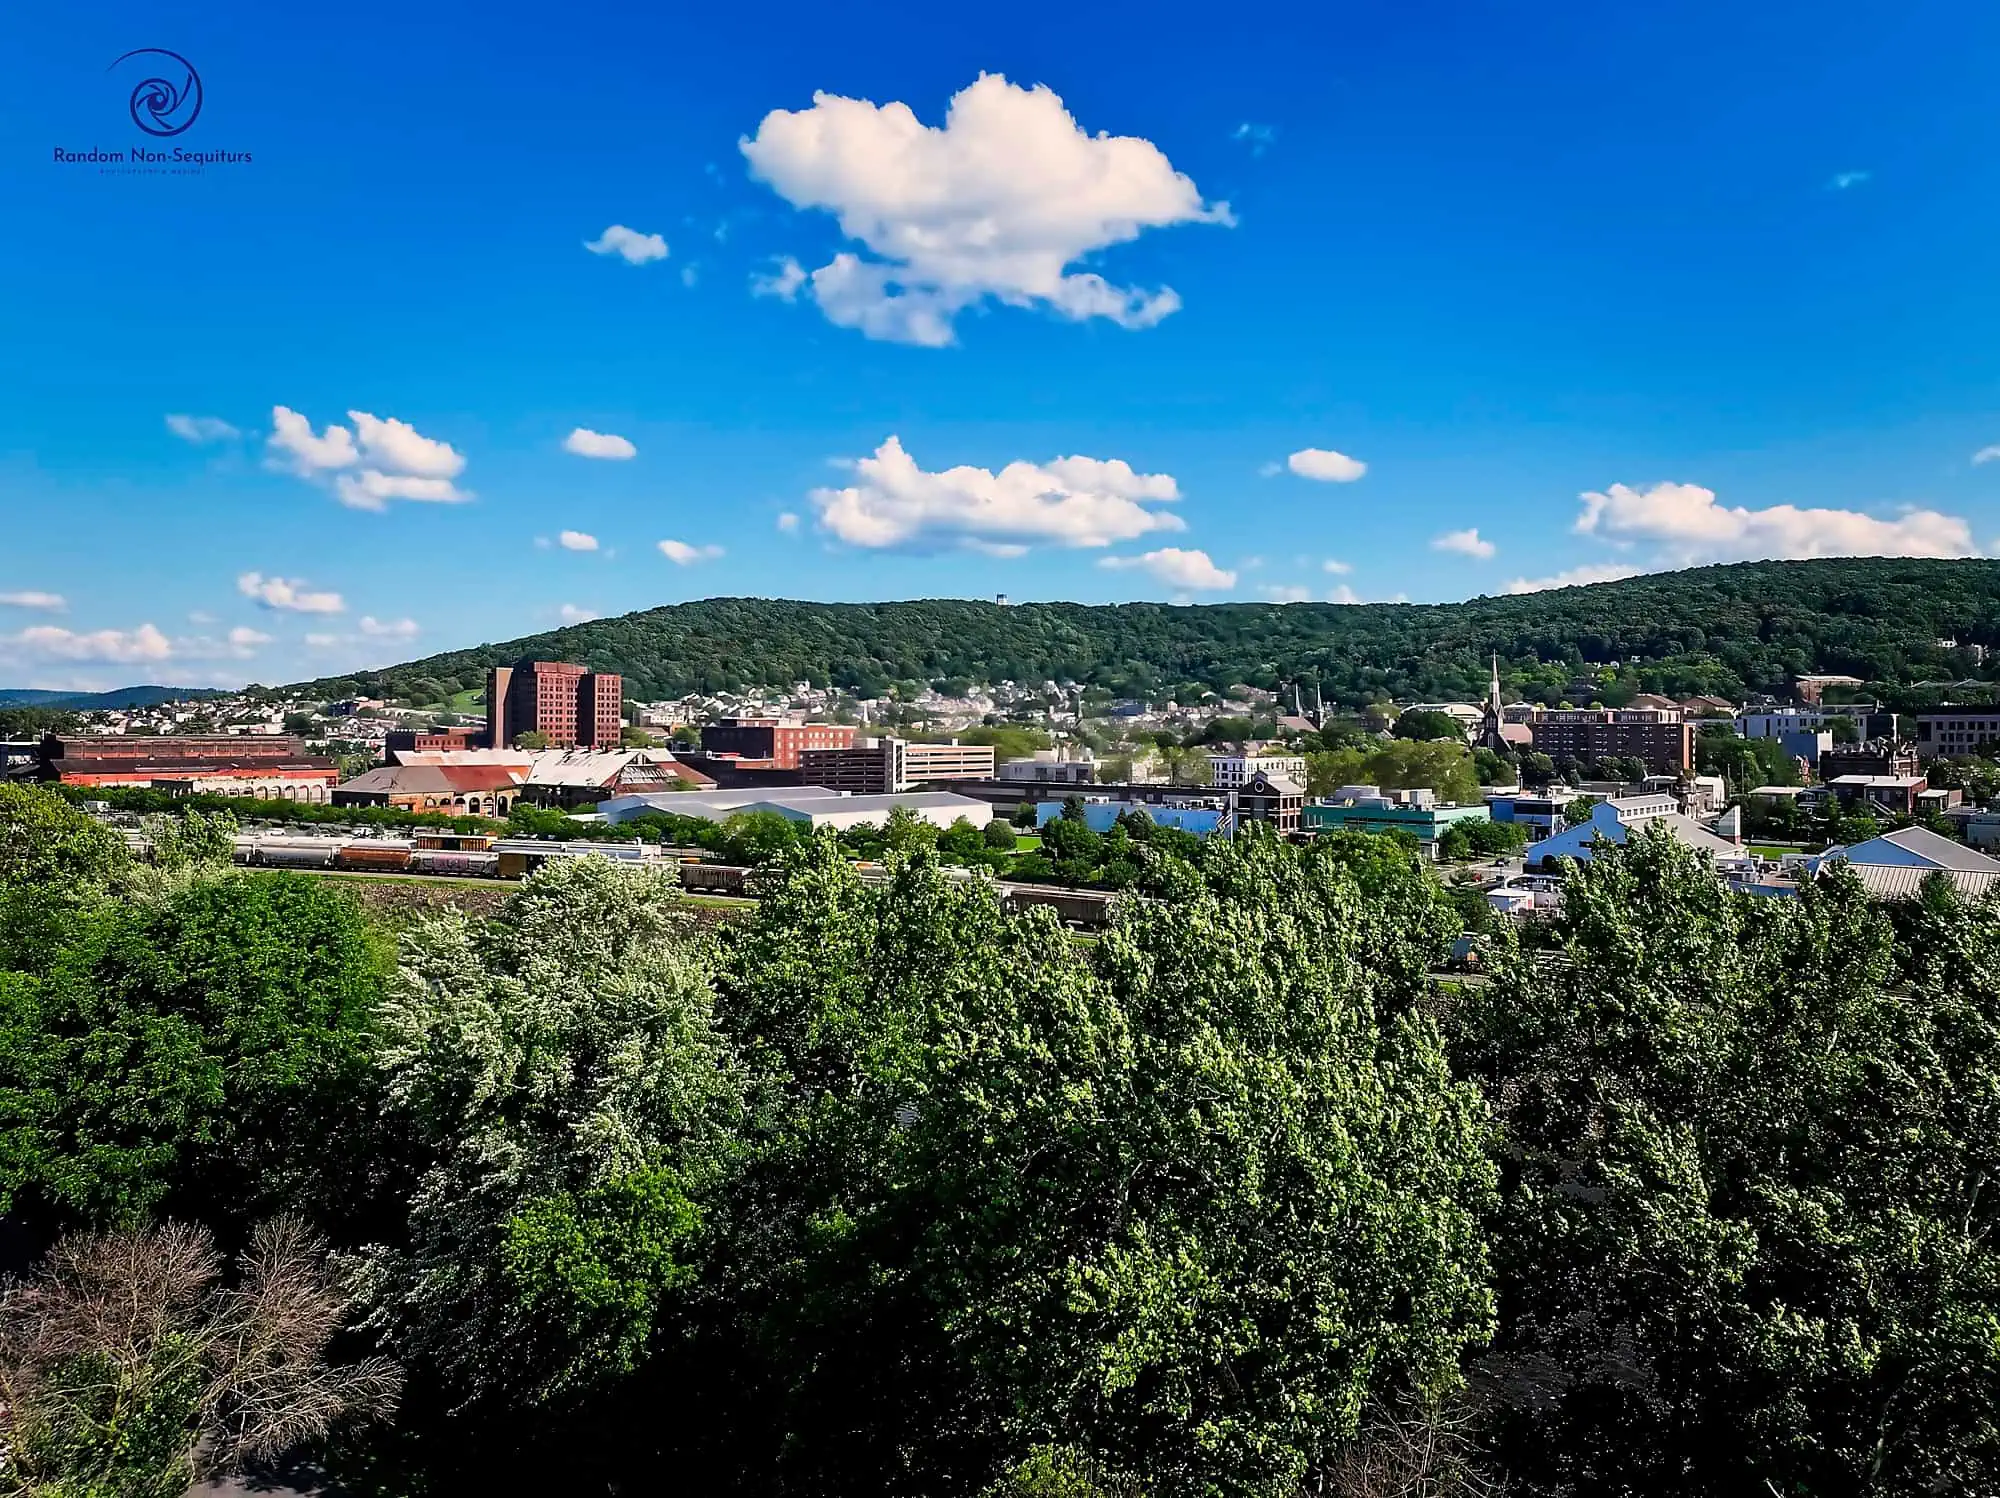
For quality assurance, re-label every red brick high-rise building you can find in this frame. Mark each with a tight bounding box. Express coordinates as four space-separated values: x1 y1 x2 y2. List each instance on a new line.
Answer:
486 660 622 748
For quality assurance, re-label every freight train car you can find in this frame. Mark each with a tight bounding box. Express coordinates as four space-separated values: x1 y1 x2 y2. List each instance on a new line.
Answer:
996 882 1117 927
238 836 342 869
412 832 496 853
409 849 501 877
333 841 415 873
676 862 753 896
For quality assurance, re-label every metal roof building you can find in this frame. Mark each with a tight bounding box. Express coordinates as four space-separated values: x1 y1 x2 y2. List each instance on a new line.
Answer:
598 786 990 832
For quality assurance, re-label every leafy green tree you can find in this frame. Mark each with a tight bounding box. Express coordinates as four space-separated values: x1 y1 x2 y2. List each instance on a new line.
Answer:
1393 709 1466 742
1470 745 1516 785
1562 795 1597 827
1698 725 1800 791
983 819 1018 853
364 859 745 1410
937 817 984 858
0 871 381 1235
1460 818 1528 857
715 833 1495 1498
0 786 131 967
127 807 238 905
717 809 805 865
1040 812 1103 885
1517 750 1558 787
960 725 1054 762
1305 740 1483 804
512 730 551 750
0 707 79 739
1454 834 2000 1494
881 804 940 854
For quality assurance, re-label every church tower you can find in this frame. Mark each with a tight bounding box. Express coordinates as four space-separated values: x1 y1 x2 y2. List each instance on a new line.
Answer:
1481 654 1505 753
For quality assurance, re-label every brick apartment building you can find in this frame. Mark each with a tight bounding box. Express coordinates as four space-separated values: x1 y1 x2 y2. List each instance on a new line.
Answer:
700 716 856 769
485 660 622 749
38 734 339 801
1234 767 1304 834
799 737 997 794
1527 706 1694 776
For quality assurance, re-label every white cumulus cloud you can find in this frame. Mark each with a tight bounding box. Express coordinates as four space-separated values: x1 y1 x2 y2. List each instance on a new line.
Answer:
741 73 1231 346
584 225 669 264
268 407 359 473
0 591 65 611
811 435 1183 552
1972 445 2000 466
1100 547 1237 591
564 428 637 460
658 539 724 565
752 257 808 301
775 511 800 533
267 406 471 509
359 616 420 639
237 572 345 614
333 472 470 511
559 604 600 623
1504 563 1643 594
1258 583 1314 602
165 414 239 444
349 411 465 478
5 622 173 664
1322 558 1353 575
1573 481 1975 562
197 625 274 659
1432 528 1496 559
1286 448 1368 483
558 530 600 551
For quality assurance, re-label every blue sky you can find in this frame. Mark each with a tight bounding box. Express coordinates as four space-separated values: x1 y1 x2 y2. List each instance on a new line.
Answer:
6 0 2000 689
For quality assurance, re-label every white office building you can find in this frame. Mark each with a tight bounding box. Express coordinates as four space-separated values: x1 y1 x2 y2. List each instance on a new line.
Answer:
1208 752 1308 790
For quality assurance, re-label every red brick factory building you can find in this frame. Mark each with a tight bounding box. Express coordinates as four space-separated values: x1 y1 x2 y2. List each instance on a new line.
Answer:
38 734 339 802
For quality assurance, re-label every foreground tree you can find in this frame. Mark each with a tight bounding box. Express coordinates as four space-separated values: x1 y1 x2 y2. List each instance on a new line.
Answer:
0 1217 399 1496
1456 832 2000 1494
0 869 382 1237
715 831 1495 1498
363 857 746 1414
0 787 129 969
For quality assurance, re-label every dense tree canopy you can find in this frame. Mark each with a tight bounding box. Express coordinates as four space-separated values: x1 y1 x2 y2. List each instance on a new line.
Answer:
1454 832 2000 1494
4 783 2000 1496
276 558 2000 708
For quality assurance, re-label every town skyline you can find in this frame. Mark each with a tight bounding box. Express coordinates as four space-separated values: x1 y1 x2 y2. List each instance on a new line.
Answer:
10 0 2000 690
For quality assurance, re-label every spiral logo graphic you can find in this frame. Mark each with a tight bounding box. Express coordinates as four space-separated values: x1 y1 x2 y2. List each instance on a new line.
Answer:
108 49 203 137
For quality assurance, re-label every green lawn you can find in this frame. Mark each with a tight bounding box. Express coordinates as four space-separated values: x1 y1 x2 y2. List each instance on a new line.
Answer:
408 687 484 714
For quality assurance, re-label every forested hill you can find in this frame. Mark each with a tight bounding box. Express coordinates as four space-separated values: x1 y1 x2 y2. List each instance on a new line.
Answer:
276 558 2000 708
